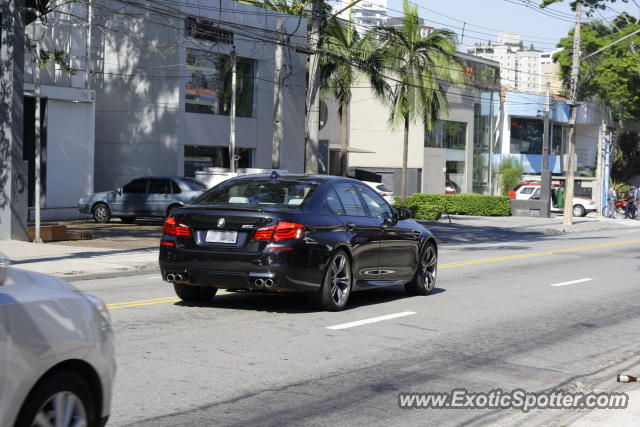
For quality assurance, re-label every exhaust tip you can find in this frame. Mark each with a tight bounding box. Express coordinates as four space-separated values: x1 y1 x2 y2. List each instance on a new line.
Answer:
264 279 274 288
166 273 175 282
175 274 183 284
255 278 264 288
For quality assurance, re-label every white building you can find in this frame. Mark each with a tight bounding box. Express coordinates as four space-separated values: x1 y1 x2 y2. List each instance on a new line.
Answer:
21 0 308 220
335 0 388 35
467 33 563 93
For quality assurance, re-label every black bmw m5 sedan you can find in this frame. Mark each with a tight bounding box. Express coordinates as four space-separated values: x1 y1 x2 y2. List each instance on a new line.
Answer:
159 174 438 311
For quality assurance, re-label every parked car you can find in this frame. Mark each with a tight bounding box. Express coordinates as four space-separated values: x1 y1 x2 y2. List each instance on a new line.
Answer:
526 185 597 217
79 176 208 223
0 253 115 427
445 180 461 194
361 181 395 205
159 174 438 311
509 181 562 200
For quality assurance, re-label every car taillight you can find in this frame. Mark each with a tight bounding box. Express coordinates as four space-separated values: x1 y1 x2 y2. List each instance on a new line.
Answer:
163 216 191 237
253 222 304 241
380 193 388 197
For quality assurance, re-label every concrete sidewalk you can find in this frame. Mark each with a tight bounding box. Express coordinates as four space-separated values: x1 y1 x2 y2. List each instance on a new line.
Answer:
0 240 158 280
1 214 639 280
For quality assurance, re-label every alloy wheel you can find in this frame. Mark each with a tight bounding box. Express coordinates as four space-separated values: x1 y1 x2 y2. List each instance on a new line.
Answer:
422 245 437 291
94 205 109 222
32 391 88 427
329 253 351 306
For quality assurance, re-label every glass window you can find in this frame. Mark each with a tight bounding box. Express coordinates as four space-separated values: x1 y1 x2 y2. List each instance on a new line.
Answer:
194 179 317 209
171 180 182 194
376 184 392 193
149 179 170 194
333 183 366 216
356 185 393 218
510 117 543 155
325 188 346 216
179 178 207 191
519 186 535 195
123 179 147 194
185 17 233 44
425 120 467 150
185 48 254 117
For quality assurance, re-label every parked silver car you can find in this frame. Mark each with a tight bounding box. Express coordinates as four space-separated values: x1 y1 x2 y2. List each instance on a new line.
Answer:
79 176 207 223
0 253 115 426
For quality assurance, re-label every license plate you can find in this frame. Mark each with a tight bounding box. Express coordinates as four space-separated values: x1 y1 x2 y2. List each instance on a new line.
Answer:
205 230 237 244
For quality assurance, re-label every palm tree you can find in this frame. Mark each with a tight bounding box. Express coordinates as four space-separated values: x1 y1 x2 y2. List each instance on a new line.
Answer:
375 0 465 203
321 18 386 176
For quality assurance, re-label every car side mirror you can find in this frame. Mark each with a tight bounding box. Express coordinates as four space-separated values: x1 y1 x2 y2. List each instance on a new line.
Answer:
0 253 10 286
395 207 412 220
116 187 123 196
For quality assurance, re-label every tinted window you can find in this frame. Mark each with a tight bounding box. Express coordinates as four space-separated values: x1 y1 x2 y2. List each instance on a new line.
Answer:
180 178 208 191
520 186 535 195
325 188 346 216
356 185 393 218
171 180 182 194
149 179 170 194
194 179 317 208
376 184 392 193
333 183 366 216
123 179 147 194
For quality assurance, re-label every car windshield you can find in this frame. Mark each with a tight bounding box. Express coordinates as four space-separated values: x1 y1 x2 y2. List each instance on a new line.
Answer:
376 184 392 193
193 178 318 209
181 178 208 191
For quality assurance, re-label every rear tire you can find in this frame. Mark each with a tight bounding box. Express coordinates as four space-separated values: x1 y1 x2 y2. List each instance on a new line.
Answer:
173 283 217 302
307 250 352 311
15 371 97 427
405 241 437 296
573 204 587 217
120 216 136 224
92 203 111 223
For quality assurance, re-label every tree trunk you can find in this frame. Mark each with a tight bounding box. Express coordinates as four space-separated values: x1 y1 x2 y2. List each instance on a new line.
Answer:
339 97 350 176
401 114 409 204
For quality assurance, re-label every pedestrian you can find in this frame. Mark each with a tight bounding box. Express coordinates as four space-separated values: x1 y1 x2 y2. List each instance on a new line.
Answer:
606 187 617 218
624 186 636 219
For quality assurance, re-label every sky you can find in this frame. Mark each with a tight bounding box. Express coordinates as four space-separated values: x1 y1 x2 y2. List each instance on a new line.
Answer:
384 0 640 51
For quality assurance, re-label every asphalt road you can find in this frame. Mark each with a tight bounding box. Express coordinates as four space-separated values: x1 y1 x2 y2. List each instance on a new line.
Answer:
72 228 640 427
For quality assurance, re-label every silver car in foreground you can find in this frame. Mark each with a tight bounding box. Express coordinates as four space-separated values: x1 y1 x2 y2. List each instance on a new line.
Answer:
78 176 207 223
0 253 115 427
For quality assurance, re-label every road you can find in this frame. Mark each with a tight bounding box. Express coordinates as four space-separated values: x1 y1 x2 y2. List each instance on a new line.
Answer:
71 228 640 426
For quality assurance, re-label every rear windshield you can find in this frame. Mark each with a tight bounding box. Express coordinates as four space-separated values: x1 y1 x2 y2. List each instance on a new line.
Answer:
193 179 318 208
181 178 208 191
376 184 392 192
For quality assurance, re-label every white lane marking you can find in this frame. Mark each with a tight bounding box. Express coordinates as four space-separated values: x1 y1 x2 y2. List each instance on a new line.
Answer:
550 278 593 287
326 311 416 330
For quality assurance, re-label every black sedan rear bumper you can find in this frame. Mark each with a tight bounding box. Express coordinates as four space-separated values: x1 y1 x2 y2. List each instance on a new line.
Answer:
159 244 325 293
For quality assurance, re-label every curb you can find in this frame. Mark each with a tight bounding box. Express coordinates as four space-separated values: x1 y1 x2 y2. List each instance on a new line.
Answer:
60 263 160 282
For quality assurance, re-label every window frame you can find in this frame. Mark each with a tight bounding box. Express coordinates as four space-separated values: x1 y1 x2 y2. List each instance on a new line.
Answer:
122 179 148 194
354 183 393 219
333 182 367 217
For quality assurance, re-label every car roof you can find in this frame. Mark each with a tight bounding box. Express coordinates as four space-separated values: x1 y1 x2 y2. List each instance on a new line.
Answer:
226 173 357 183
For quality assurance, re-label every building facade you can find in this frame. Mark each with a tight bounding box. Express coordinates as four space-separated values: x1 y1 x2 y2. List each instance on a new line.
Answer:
21 0 308 220
320 53 501 196
336 0 388 35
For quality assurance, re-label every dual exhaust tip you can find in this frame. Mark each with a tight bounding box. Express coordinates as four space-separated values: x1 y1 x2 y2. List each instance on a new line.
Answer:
254 278 274 289
166 273 185 284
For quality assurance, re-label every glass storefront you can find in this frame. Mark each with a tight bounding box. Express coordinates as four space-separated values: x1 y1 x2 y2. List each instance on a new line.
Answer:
510 117 566 156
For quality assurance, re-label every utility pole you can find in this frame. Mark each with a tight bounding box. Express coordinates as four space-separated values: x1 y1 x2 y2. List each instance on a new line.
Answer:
33 24 43 243
229 47 237 173
271 17 284 170
563 0 582 225
595 118 606 214
305 0 322 174
86 0 93 89
540 81 552 217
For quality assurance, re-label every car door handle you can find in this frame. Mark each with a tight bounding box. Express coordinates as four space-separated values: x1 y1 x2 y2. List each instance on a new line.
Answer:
345 222 355 232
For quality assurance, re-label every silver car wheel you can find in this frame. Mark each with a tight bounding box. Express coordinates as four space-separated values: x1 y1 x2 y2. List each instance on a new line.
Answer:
423 245 437 291
329 253 351 306
32 391 88 427
93 205 109 222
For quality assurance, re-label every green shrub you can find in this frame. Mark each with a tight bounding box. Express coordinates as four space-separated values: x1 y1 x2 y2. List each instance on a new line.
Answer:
397 193 511 221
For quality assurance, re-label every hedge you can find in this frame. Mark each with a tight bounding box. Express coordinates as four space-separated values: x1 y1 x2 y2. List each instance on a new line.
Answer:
397 194 511 221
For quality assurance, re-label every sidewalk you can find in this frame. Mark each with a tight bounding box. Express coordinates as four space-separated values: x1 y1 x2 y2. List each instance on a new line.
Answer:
0 240 158 280
1 214 639 280
570 388 640 426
